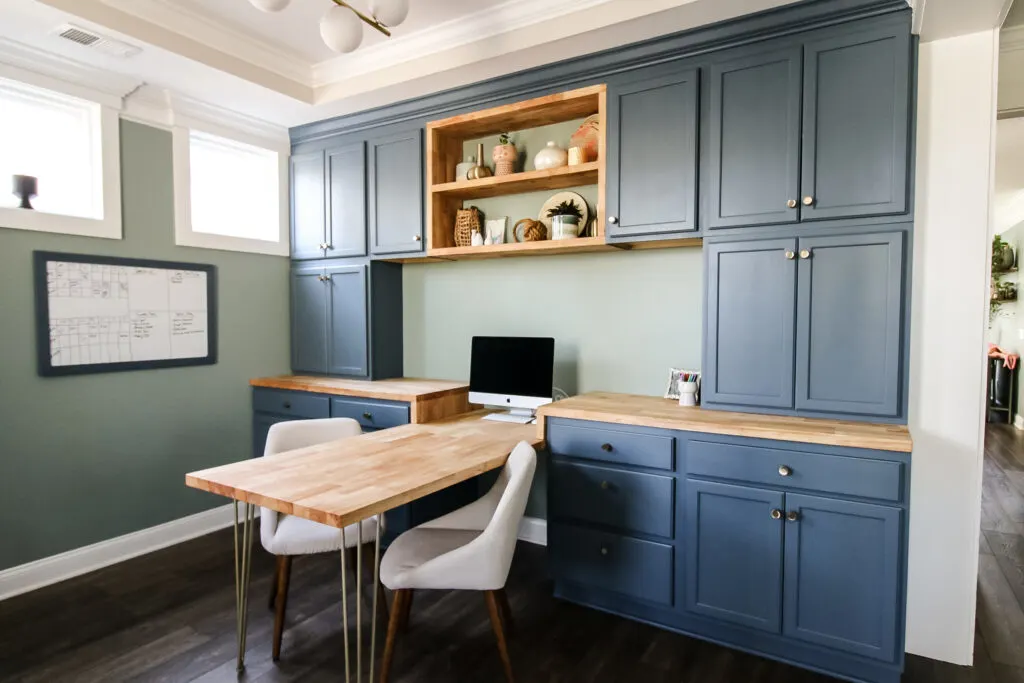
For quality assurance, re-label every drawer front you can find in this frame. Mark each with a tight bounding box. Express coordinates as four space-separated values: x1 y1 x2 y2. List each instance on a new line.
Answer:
550 523 673 606
252 388 330 419
687 439 903 502
550 460 674 538
330 397 410 430
548 422 674 471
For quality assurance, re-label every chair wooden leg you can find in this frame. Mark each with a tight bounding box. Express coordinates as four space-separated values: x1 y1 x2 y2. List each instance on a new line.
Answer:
271 555 292 662
398 588 414 632
485 590 515 683
268 558 279 610
377 581 390 625
380 589 410 683
496 588 514 636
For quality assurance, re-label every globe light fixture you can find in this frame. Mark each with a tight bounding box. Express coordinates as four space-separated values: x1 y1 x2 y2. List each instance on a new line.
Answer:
248 0 409 54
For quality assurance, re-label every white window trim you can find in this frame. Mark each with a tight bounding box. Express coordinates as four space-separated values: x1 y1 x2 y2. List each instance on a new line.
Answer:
0 74 122 240
172 121 290 257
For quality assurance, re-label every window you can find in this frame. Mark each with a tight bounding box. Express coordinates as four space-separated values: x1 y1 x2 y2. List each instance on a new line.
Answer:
0 76 120 238
174 127 288 256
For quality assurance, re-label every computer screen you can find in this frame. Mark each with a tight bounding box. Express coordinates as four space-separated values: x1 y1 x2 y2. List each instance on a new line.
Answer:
469 336 554 401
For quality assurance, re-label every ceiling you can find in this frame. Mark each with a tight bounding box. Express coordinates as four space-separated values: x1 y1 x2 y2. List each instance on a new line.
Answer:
1 0 1013 133
1007 0 1024 27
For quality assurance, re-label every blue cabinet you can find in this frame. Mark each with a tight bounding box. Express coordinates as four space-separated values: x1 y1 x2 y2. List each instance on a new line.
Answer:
685 479 784 632
783 494 902 662
289 261 401 379
290 151 328 260
795 232 905 416
326 142 368 258
704 21 912 230
368 128 424 256
606 69 699 240
703 238 797 409
705 46 802 229
547 418 910 683
704 231 906 420
800 26 911 221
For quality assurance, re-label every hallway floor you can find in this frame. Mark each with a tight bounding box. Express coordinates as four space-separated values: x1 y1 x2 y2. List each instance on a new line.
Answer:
2 432 1024 681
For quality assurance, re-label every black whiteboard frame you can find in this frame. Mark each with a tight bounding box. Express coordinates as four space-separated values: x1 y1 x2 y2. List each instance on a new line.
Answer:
33 251 218 377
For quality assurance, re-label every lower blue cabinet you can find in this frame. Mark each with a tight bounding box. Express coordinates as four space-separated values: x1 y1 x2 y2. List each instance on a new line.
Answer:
684 479 784 632
547 418 910 683
783 493 902 662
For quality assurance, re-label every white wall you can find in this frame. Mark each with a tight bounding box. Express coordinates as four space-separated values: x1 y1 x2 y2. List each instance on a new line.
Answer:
906 29 1000 665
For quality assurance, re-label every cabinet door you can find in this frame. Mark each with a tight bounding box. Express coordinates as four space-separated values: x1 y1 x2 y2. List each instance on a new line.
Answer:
704 239 797 409
795 232 904 417
606 69 699 239
253 413 294 458
368 128 425 255
705 46 802 229
326 142 367 258
291 150 327 260
685 479 784 632
783 494 902 661
290 265 328 373
800 27 911 221
325 264 369 377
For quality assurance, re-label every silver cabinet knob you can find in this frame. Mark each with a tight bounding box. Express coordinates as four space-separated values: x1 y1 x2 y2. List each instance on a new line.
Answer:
799 249 811 259
414 235 422 241
771 509 783 520
802 196 815 206
778 465 792 477
786 199 797 209
600 546 609 556
319 242 328 250
608 216 618 224
787 511 800 522
784 251 795 260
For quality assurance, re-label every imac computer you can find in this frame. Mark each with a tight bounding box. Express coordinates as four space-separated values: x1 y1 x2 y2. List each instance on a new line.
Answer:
470 336 554 424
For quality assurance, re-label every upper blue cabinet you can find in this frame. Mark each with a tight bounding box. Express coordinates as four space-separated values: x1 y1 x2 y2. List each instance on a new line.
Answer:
290 142 368 260
606 69 699 240
368 127 425 256
704 20 912 230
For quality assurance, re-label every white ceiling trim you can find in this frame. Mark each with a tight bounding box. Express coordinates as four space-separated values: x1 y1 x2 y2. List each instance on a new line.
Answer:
311 0 617 87
100 0 311 84
0 35 141 107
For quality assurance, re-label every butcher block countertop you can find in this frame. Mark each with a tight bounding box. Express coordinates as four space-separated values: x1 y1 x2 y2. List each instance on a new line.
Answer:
186 410 540 528
250 376 471 424
536 392 913 453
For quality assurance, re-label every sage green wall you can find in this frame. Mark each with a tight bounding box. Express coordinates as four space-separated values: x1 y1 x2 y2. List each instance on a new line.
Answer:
0 121 290 571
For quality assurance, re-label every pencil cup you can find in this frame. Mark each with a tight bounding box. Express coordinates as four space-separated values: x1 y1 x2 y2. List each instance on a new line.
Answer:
678 383 698 407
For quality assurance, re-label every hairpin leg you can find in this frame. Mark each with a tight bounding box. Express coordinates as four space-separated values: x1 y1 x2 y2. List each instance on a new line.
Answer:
357 522 363 682
233 501 255 673
369 513 382 683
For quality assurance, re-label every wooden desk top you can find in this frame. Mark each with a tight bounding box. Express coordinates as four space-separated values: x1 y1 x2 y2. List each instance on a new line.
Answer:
185 411 541 529
250 376 468 401
537 393 913 453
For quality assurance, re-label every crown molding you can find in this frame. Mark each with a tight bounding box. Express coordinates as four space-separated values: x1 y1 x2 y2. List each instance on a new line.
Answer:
0 36 141 107
101 0 313 85
123 84 289 151
1002 25 1024 52
311 0 617 87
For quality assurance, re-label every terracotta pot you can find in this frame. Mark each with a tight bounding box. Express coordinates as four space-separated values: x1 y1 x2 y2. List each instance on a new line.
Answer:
492 143 517 176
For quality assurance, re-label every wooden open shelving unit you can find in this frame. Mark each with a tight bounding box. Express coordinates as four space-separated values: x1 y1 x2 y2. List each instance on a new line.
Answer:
426 85 614 261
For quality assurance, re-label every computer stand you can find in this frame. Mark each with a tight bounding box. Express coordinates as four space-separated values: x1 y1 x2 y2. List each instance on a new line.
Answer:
481 408 536 424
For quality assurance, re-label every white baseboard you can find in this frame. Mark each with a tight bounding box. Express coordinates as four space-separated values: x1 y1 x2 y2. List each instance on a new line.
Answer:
518 516 547 546
1014 414 1024 430
0 503 242 602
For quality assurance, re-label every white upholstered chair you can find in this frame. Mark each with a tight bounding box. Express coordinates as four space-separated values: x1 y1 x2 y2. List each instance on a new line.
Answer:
378 441 538 683
260 418 380 662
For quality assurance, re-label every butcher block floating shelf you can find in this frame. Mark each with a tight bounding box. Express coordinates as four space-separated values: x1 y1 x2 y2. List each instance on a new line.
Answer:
426 85 608 261
432 162 599 200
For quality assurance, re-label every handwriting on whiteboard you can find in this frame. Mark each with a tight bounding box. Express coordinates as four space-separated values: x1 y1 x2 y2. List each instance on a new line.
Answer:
45 261 208 367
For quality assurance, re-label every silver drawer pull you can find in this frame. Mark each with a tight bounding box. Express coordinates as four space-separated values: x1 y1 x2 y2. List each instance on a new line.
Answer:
600 546 609 556
600 443 613 452
600 481 610 490
778 465 792 477
363 412 373 420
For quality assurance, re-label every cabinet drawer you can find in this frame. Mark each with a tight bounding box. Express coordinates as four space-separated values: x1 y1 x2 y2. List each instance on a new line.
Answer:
548 423 674 471
550 461 674 538
687 439 903 502
252 388 330 419
549 523 673 606
330 397 409 430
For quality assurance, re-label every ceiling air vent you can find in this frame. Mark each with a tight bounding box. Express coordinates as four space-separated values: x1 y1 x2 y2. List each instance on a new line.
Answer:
52 24 141 59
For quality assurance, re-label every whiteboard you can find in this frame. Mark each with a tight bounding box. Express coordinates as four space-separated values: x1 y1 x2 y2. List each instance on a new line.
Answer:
34 252 217 376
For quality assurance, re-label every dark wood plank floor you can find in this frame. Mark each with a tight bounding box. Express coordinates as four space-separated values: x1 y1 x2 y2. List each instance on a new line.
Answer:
4 427 1024 682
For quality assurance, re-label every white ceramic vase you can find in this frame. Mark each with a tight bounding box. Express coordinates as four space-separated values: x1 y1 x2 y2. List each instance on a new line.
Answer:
534 141 568 171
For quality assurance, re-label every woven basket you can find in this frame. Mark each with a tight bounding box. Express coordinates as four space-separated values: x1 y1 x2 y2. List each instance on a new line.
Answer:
454 206 482 247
